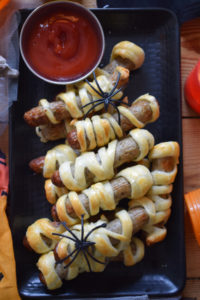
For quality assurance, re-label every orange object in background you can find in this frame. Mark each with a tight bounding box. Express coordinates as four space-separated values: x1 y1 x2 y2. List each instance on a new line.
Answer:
0 151 21 300
184 60 200 114
0 0 10 10
185 189 200 247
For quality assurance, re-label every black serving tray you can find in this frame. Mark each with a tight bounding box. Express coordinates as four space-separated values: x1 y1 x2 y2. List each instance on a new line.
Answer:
9 8 185 299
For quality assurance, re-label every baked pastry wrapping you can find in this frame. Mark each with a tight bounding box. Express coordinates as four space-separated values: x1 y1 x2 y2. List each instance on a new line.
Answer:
110 41 145 71
42 144 77 178
53 128 154 191
72 93 159 152
149 141 180 186
24 219 65 254
129 141 180 245
37 208 147 290
45 179 68 205
55 165 153 225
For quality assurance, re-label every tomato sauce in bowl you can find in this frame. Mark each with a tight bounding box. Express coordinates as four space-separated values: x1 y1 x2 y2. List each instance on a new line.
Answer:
20 1 105 84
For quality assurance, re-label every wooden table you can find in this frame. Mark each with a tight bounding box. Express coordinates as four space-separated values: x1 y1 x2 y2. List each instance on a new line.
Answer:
0 1 200 299
180 17 200 300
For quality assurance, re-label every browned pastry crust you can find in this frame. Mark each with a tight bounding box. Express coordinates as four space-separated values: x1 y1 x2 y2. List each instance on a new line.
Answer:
67 94 159 151
24 69 126 128
51 165 153 225
51 129 154 189
36 206 148 289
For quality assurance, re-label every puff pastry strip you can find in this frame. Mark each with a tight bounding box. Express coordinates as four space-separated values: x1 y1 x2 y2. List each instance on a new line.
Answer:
52 128 154 191
54 165 153 225
29 144 77 178
24 219 65 254
72 93 159 152
45 179 68 205
43 144 77 178
123 237 145 267
149 141 180 186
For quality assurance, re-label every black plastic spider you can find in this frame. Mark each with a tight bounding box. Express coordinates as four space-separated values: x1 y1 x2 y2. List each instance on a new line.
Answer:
52 215 107 272
81 71 130 125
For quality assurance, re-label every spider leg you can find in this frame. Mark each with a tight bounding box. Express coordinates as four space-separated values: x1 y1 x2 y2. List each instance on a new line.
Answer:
81 98 104 109
83 101 104 119
64 248 81 269
110 99 131 106
84 223 107 241
52 233 77 243
82 249 92 272
93 71 105 95
85 248 106 265
61 222 80 242
110 101 121 125
56 247 79 265
104 99 109 112
109 86 123 98
85 78 103 98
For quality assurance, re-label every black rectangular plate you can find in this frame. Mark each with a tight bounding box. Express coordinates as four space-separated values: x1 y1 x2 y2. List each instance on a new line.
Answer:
9 8 185 299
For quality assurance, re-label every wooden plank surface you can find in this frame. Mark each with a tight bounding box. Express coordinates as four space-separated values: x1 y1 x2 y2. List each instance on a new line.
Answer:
181 18 200 299
1 1 200 299
182 119 200 193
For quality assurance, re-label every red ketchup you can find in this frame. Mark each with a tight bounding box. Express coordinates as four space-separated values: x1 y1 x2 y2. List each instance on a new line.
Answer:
22 5 103 82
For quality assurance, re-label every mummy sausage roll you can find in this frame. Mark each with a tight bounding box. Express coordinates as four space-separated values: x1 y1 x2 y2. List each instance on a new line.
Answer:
107 40 145 72
51 128 155 191
24 206 148 255
68 93 159 152
34 73 124 142
51 165 153 225
26 207 148 289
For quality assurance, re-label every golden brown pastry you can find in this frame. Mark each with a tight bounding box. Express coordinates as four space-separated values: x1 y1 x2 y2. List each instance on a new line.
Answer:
129 141 180 245
37 208 146 290
109 41 145 71
42 144 77 178
71 94 159 152
25 219 65 254
55 164 153 225
45 179 68 205
53 128 155 191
